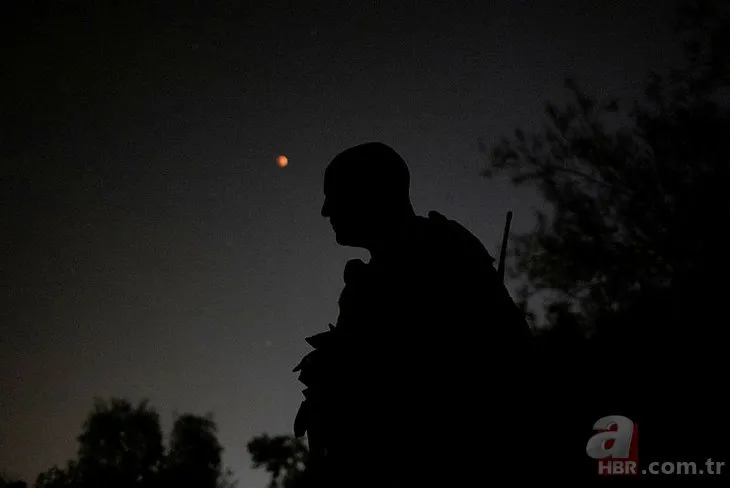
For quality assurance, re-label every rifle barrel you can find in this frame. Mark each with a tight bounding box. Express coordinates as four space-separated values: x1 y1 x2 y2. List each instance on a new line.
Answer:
498 211 513 282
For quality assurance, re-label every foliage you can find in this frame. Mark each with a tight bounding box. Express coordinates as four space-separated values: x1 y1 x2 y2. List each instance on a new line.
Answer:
30 397 236 488
163 414 223 488
480 0 730 335
0 471 28 488
74 398 163 488
247 434 308 488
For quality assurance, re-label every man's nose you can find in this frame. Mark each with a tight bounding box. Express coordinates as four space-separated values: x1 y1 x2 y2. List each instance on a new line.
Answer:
321 198 330 217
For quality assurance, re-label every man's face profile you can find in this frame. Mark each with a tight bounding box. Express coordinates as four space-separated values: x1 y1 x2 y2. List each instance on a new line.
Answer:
321 142 411 249
321 171 376 248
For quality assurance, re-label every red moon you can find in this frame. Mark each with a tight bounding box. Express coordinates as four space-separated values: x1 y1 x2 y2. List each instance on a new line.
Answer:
277 155 288 168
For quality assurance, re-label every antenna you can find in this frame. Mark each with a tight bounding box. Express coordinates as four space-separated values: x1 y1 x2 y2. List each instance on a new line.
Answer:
497 211 513 282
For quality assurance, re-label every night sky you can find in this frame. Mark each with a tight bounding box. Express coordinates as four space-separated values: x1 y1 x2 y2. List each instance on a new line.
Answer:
2 1 681 485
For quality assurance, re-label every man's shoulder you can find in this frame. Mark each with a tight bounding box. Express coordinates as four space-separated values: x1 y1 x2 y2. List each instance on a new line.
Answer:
415 210 496 268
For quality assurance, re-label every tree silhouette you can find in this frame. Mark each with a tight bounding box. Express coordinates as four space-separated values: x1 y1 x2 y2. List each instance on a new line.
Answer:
247 434 308 488
481 0 729 337
33 464 78 488
163 414 224 488
0 471 28 488
31 397 237 488
74 398 164 488
480 0 729 473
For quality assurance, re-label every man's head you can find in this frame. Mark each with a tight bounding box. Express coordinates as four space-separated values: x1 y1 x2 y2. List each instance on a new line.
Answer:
321 142 414 249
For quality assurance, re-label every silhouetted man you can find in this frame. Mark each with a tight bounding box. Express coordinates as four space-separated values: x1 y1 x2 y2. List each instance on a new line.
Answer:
294 142 535 487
